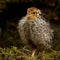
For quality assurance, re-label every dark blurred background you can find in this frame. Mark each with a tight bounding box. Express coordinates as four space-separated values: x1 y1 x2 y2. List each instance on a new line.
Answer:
0 0 60 50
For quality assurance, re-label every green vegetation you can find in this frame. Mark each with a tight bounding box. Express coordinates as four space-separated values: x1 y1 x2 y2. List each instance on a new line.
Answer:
0 46 60 60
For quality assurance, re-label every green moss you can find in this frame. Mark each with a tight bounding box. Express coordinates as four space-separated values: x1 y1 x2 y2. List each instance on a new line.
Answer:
0 46 60 60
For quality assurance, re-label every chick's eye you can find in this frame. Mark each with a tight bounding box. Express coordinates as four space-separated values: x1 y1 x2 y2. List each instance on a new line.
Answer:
33 12 36 14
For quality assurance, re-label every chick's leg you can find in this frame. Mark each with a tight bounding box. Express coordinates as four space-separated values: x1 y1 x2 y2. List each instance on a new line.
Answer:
31 49 36 57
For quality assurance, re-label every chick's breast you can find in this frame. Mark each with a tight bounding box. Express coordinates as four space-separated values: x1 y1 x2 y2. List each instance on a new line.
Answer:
29 17 53 49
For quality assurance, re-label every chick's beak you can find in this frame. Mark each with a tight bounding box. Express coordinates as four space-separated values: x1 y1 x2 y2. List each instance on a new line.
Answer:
39 13 43 16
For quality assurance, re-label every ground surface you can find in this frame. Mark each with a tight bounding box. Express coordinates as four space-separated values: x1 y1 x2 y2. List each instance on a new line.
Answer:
0 46 60 60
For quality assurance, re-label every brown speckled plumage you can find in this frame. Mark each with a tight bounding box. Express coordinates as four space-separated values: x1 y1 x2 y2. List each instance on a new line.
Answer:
18 7 53 50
